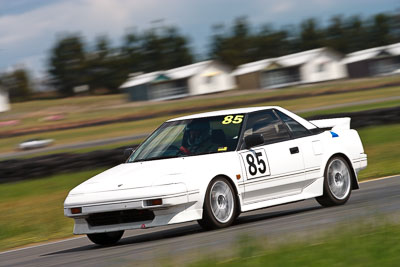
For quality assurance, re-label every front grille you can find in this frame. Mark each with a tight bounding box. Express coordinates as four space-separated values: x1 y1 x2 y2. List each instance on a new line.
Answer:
86 209 155 227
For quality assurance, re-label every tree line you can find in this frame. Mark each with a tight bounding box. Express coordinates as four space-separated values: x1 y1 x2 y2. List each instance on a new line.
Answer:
1 11 400 101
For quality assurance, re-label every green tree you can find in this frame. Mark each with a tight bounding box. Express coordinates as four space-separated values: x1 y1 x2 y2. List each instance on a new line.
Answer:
163 27 193 69
253 24 291 60
120 30 143 75
299 18 325 51
48 34 87 96
209 17 294 66
368 13 393 47
390 11 400 42
141 29 168 71
324 16 347 53
0 69 32 102
140 26 193 72
85 35 126 93
342 16 368 52
209 17 255 66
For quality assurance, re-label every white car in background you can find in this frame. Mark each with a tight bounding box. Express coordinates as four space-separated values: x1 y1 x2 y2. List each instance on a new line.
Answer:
18 138 54 150
64 106 367 245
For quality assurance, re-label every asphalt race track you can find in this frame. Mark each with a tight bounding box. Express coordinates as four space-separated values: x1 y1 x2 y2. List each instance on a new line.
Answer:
1 175 399 266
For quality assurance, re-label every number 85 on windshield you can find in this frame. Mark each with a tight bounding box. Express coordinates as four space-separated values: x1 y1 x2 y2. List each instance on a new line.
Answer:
240 148 271 179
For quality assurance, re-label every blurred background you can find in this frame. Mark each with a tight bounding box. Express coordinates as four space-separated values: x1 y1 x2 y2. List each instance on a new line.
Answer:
0 0 400 264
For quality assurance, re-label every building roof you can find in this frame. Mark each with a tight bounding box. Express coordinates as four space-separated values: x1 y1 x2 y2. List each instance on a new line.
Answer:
231 58 276 76
119 61 213 88
342 42 400 64
232 48 326 76
277 48 324 66
119 71 161 88
165 61 212 80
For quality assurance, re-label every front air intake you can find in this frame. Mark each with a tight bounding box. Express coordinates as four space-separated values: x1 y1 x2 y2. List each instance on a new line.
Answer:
86 209 155 226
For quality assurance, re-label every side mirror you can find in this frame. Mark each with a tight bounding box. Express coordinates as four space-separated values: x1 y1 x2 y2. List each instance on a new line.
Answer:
244 134 264 149
124 148 134 158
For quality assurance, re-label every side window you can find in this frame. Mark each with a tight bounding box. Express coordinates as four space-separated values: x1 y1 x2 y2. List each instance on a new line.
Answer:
275 110 310 138
244 110 291 145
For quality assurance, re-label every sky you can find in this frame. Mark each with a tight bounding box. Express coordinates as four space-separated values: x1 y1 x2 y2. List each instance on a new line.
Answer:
0 0 399 78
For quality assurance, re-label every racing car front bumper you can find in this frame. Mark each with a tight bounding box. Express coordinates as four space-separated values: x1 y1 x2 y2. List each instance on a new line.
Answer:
64 183 201 234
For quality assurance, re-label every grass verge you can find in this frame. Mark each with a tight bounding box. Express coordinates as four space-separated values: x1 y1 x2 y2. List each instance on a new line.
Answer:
357 124 400 179
0 168 106 251
189 221 400 266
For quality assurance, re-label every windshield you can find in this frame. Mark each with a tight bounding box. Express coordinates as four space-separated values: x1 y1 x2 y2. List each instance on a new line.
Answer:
128 114 244 162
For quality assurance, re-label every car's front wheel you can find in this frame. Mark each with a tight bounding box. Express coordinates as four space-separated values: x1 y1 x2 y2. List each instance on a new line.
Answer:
87 230 124 245
316 156 352 207
198 177 237 230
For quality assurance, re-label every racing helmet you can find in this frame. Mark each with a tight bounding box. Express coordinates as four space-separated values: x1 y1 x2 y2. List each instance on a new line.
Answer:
184 119 211 146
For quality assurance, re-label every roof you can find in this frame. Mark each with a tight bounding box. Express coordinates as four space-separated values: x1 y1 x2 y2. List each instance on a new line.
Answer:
168 106 279 121
165 61 212 80
119 71 161 88
232 48 325 76
168 106 317 129
231 59 276 76
119 61 213 88
277 48 324 66
342 42 400 64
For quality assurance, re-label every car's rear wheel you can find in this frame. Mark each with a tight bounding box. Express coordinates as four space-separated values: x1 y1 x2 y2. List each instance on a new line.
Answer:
316 156 352 207
198 177 237 230
87 230 124 245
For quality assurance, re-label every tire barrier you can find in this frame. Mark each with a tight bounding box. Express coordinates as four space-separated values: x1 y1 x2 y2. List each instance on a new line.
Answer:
0 106 399 183
0 146 137 184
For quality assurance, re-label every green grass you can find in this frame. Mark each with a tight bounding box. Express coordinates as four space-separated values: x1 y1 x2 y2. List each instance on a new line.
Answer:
4 99 398 160
0 169 106 251
264 86 400 112
357 124 400 179
1 85 399 155
1 76 400 133
189 222 400 267
0 124 398 251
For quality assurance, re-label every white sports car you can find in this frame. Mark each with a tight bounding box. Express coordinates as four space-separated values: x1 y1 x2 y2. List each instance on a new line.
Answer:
18 138 54 150
64 106 367 245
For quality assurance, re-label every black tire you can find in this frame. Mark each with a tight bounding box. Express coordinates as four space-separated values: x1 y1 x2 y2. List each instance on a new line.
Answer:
198 177 237 230
87 230 124 245
316 156 352 207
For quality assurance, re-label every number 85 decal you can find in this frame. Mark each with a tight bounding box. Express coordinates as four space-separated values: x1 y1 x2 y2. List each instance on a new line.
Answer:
240 148 270 179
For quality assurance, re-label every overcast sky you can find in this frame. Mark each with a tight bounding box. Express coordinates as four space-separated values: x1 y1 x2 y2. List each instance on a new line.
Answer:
0 0 399 78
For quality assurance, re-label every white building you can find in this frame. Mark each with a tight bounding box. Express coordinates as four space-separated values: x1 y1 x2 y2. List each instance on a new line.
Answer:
120 61 235 101
0 86 10 112
232 48 347 90
342 42 400 78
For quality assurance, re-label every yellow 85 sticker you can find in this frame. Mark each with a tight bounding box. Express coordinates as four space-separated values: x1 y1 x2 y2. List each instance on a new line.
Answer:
222 115 244 124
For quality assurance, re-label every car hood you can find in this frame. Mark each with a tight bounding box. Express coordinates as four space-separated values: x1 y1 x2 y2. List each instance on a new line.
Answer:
69 157 191 195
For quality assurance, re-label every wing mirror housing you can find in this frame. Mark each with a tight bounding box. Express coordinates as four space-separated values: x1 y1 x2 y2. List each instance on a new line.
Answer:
244 134 264 149
124 148 135 158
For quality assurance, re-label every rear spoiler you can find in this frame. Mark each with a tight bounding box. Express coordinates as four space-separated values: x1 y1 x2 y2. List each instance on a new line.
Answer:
309 117 351 131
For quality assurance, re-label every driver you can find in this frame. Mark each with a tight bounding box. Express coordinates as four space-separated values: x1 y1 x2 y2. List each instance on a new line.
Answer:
180 119 214 155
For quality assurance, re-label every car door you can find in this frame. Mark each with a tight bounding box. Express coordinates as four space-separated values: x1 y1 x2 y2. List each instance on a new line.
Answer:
274 109 324 182
239 109 305 205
